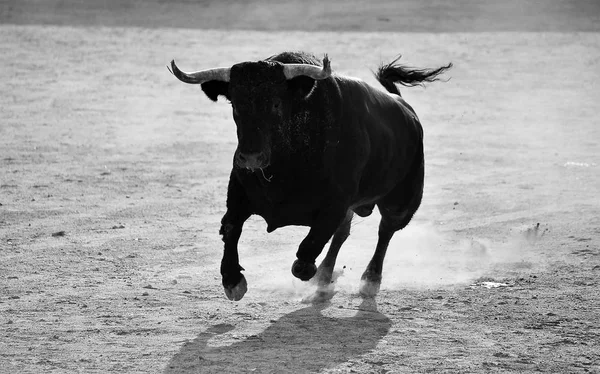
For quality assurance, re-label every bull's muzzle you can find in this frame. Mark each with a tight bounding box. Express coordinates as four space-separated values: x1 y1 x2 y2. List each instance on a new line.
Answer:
236 151 269 170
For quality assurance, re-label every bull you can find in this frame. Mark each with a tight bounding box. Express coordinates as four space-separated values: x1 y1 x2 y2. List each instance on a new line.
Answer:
169 51 451 301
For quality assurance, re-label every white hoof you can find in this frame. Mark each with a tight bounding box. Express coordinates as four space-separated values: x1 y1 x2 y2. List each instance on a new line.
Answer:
301 286 337 304
358 279 380 298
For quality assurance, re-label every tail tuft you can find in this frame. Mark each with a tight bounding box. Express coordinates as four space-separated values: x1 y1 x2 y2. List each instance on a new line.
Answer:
375 55 452 96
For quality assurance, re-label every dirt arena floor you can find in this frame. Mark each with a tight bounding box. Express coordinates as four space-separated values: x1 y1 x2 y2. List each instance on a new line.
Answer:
1 1 599 373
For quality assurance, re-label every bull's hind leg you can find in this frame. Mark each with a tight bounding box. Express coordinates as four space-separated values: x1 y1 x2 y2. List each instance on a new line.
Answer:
304 210 354 303
359 159 424 298
359 211 411 297
292 205 348 281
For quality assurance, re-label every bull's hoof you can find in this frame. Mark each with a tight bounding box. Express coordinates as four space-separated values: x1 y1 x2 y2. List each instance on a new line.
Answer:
358 280 381 298
223 274 248 301
301 287 337 304
359 271 382 298
291 259 317 281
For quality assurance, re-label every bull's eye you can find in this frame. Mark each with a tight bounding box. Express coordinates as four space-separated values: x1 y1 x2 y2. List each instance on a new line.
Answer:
271 99 281 114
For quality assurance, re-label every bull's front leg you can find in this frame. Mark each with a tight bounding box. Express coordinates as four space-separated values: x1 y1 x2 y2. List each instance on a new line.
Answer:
220 174 251 301
292 205 348 281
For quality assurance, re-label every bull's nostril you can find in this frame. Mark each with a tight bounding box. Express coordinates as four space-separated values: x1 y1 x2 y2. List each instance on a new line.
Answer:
237 151 268 169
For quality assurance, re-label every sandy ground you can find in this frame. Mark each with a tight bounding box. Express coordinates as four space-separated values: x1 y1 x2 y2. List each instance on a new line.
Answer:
3 0 600 32
1 2 600 373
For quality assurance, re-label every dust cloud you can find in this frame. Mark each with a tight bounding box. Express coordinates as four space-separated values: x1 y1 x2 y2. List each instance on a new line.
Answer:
243 217 541 301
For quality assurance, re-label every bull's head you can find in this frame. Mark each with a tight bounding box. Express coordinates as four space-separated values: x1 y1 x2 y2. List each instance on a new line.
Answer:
169 55 332 170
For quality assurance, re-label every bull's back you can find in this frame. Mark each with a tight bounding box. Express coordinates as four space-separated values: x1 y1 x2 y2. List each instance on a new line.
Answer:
335 77 423 203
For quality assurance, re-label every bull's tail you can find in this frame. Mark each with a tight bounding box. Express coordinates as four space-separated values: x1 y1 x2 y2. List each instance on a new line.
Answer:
375 56 452 96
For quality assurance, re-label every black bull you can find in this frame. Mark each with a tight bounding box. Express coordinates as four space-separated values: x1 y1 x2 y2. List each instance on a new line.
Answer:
169 51 452 301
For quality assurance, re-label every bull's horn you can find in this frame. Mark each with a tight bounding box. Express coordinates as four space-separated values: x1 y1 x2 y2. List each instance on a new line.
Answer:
282 54 332 80
168 60 230 84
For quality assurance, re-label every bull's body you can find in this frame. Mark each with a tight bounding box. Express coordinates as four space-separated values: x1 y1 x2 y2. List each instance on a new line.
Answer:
233 76 422 232
170 51 451 301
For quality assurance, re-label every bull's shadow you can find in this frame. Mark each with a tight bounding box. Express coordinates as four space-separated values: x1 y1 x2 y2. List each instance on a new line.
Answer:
165 300 391 373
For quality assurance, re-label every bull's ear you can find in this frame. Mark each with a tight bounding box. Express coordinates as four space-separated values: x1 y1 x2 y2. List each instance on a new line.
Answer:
201 81 230 102
287 76 316 99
